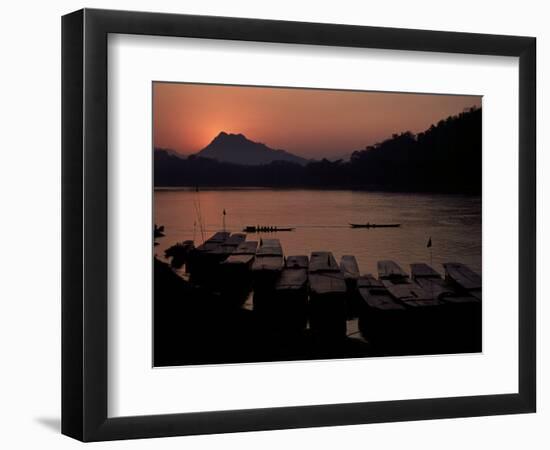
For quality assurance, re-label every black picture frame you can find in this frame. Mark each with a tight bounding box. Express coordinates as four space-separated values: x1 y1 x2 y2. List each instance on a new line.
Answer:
62 8 536 442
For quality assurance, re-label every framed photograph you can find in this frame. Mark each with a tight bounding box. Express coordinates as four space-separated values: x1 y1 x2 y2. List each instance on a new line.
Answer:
62 8 536 441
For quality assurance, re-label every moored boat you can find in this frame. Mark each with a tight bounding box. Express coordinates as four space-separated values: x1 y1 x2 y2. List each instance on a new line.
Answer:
308 251 347 338
357 275 408 351
270 255 309 332
378 260 409 282
382 265 445 354
220 240 258 303
252 239 284 311
187 231 231 284
212 233 247 258
340 255 360 317
443 262 482 301
410 262 441 280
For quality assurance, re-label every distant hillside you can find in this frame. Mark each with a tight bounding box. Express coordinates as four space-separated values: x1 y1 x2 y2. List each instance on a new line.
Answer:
154 107 481 194
194 132 308 166
348 106 481 193
155 148 185 159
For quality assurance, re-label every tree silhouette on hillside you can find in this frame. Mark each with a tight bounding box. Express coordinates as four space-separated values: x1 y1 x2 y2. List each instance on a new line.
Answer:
154 106 481 194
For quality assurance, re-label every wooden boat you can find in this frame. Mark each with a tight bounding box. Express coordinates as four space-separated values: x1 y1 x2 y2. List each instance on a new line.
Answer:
357 275 408 350
285 255 309 269
410 262 441 280
443 262 482 301
252 239 284 271
384 282 440 308
197 233 247 285
221 241 258 268
222 253 255 267
382 270 446 353
212 233 246 257
204 231 231 243
340 255 360 287
340 255 360 318
187 231 231 283
252 239 284 310
412 265 481 353
350 223 400 228
410 263 476 303
256 238 282 253
244 226 295 233
358 275 405 311
269 255 309 332
233 241 259 255
378 260 408 282
220 241 258 303
308 251 347 338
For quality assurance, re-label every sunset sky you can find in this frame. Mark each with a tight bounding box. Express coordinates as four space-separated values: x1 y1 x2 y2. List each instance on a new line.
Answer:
153 82 481 160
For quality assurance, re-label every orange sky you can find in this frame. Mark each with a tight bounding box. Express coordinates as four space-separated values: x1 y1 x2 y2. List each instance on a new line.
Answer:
153 82 481 159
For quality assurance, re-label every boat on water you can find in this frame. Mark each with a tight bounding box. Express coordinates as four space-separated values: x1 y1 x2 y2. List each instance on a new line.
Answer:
412 262 481 353
340 255 361 318
308 251 347 338
251 238 285 311
410 262 441 280
187 231 231 282
271 255 310 332
357 275 408 351
377 260 409 282
443 262 482 301
243 225 295 233
350 223 401 228
219 240 258 303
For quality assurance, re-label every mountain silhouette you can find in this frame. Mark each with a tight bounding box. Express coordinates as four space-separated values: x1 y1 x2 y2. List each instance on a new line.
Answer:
155 107 481 194
194 132 308 166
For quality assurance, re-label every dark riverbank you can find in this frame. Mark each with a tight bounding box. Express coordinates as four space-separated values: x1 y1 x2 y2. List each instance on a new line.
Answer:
154 257 372 367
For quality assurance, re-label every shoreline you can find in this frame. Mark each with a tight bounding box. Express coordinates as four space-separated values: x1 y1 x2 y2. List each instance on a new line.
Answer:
154 186 482 197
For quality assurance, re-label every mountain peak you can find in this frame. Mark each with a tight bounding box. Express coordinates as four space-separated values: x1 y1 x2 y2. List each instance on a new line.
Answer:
212 131 248 144
196 132 307 166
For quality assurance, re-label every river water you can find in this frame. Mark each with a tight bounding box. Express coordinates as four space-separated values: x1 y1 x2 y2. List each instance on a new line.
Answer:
154 188 481 277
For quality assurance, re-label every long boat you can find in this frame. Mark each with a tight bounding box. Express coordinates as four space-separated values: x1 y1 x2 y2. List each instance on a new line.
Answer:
212 233 246 258
271 255 310 332
219 240 258 303
357 275 407 351
378 260 447 353
410 262 441 280
340 255 361 318
251 239 284 311
308 251 347 338
412 262 481 352
377 260 409 282
350 223 401 228
187 231 231 283
340 255 360 287
443 262 482 301
243 226 295 233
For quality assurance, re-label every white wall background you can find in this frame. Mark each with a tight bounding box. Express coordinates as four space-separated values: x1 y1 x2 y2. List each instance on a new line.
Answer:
0 0 546 448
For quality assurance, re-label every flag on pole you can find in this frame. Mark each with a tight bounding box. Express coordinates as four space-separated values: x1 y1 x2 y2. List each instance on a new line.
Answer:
427 237 432 248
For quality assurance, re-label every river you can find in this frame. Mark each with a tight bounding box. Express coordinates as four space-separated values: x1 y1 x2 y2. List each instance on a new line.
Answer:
154 188 481 277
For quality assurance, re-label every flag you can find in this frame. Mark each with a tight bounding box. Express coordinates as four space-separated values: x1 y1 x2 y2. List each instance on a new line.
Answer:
223 209 226 215
427 237 432 248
